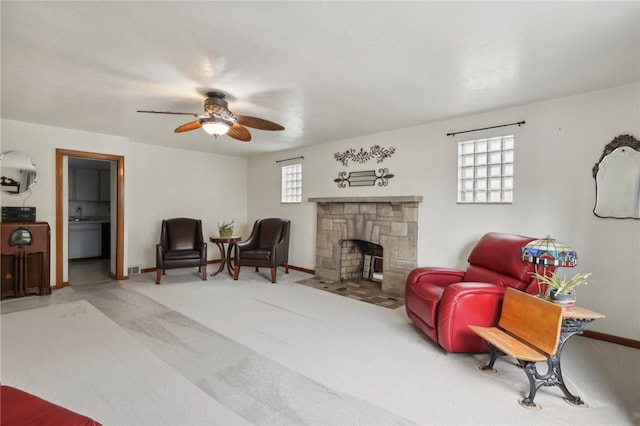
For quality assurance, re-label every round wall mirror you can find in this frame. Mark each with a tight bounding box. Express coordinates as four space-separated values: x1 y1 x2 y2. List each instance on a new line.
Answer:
0 151 38 195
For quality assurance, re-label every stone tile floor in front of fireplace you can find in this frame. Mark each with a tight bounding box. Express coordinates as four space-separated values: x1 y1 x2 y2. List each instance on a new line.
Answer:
295 276 404 309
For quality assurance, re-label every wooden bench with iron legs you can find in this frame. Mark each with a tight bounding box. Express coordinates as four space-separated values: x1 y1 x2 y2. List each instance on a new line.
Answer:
469 287 569 409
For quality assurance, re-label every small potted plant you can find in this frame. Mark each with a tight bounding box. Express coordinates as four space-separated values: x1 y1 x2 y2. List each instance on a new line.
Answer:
532 270 592 311
218 220 235 238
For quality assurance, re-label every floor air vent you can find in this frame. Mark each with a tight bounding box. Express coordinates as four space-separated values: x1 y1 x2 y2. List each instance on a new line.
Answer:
128 265 141 275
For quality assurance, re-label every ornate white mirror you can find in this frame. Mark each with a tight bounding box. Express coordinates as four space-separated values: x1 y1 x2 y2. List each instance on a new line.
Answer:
593 134 640 219
0 151 38 195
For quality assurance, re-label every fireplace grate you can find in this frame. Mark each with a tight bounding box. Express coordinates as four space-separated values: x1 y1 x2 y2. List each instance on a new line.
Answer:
363 254 383 282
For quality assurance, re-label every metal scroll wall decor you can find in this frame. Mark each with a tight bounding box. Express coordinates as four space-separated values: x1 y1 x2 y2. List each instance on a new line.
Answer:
334 145 395 166
334 169 394 188
334 145 395 188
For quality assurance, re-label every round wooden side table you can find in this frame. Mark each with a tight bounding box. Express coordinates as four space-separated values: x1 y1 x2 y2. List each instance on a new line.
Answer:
209 236 241 276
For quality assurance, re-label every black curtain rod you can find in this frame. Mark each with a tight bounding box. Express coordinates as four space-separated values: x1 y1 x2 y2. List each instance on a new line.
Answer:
275 156 304 163
446 121 526 137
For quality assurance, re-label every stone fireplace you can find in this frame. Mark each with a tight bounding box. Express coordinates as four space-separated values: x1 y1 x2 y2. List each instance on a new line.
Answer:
309 196 422 296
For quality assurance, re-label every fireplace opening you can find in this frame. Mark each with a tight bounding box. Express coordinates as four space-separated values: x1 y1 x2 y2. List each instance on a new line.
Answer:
340 239 383 283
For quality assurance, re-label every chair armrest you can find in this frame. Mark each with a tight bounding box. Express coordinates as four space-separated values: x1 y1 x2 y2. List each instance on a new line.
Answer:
406 267 466 289
440 282 508 310
200 243 207 263
274 241 285 258
437 282 508 353
195 236 205 250
235 238 256 251
234 238 257 263
274 237 290 264
1 385 102 426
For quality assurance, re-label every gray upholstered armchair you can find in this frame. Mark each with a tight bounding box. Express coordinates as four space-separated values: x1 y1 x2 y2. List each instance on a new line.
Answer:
233 218 290 283
156 218 207 284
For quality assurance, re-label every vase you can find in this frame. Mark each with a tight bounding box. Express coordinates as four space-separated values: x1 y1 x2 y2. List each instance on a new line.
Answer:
219 229 233 238
549 290 576 311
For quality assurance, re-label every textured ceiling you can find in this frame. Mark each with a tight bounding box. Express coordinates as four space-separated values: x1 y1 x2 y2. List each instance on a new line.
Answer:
2 1 638 157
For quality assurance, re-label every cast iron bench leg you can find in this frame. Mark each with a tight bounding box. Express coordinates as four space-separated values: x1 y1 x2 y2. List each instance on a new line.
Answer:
480 343 505 373
519 360 542 408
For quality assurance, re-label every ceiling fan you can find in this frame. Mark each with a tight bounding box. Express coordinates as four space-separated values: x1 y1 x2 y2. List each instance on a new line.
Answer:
137 91 284 142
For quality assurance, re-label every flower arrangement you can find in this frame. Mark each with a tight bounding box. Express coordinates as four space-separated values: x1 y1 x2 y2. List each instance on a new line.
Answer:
218 220 235 237
218 220 234 231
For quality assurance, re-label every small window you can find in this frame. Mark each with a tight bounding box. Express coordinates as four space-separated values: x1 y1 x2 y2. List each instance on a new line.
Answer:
281 163 302 203
457 135 514 204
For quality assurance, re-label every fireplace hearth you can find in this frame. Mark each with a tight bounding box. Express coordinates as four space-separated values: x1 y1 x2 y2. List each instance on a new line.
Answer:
309 196 422 296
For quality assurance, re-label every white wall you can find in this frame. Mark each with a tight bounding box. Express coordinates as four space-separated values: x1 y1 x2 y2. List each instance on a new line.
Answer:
126 142 247 269
247 83 640 340
1 120 130 282
1 119 248 281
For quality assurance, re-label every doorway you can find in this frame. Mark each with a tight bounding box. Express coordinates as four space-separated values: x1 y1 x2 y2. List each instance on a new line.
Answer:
68 157 113 285
55 149 125 286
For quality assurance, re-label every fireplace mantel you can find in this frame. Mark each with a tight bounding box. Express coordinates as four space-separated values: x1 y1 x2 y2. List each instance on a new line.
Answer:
308 196 423 204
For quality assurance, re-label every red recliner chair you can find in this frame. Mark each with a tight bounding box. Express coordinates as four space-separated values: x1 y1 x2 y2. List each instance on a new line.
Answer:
1 385 102 425
405 232 543 353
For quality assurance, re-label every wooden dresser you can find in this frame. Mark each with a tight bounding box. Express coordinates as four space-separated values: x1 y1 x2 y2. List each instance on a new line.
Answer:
1 222 51 300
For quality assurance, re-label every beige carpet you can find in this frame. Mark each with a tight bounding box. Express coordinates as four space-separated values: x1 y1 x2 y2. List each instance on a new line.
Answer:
3 272 639 425
0 299 246 425
131 273 640 425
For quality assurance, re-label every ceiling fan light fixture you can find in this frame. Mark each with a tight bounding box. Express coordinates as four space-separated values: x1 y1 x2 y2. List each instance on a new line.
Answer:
201 118 232 136
138 91 282 142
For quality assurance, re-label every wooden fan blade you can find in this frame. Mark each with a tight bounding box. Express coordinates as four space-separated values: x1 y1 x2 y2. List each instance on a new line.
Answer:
235 115 284 131
227 123 252 142
174 120 202 133
137 110 200 117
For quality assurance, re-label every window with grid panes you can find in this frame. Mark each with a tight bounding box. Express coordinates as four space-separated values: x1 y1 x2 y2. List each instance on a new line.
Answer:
457 135 514 203
281 163 302 203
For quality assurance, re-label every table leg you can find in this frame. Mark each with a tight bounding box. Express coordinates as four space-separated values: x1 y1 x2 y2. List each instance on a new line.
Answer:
225 242 235 275
212 242 226 276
